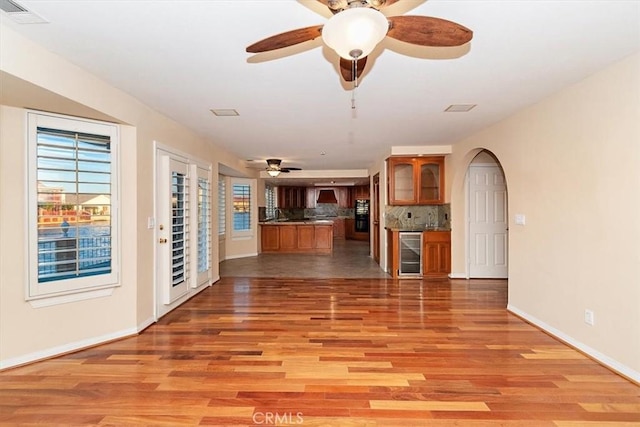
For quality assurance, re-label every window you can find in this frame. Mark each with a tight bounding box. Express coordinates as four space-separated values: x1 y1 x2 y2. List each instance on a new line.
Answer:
195 167 211 286
232 183 251 232
265 184 276 220
218 176 226 236
27 112 119 300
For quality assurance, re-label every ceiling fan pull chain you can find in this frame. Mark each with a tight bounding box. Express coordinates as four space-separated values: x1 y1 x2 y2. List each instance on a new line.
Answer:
351 58 358 110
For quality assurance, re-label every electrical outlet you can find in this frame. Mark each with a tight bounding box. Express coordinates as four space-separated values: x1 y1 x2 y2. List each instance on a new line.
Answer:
407 212 412 219
584 309 595 326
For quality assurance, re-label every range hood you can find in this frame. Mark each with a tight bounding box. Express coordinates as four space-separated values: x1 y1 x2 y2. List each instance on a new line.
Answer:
316 189 338 204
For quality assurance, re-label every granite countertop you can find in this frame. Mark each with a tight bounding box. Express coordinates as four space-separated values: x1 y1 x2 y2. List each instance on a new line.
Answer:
259 219 334 225
385 226 451 232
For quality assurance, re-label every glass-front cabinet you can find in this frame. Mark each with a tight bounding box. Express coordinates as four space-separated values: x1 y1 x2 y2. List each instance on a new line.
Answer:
388 156 445 205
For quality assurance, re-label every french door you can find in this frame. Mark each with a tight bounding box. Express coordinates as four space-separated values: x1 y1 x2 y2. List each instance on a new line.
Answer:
156 150 190 317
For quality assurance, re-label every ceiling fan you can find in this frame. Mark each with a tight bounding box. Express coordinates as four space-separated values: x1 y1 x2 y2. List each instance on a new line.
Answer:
246 0 473 83
265 159 302 177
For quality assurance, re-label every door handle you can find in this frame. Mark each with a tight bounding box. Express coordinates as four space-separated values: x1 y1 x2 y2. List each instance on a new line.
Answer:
159 238 167 244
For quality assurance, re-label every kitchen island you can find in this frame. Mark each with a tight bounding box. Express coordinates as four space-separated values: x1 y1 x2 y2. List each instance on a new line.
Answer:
260 220 334 254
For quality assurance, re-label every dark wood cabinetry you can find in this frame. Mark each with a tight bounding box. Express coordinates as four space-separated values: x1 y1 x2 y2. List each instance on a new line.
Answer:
388 156 445 205
353 185 370 200
277 186 306 209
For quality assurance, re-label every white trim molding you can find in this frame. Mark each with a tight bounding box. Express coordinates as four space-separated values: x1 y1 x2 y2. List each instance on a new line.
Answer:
508 304 640 384
0 326 139 371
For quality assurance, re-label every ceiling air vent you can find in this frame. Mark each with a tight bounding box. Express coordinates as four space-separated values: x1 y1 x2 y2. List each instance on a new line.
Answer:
0 0 48 23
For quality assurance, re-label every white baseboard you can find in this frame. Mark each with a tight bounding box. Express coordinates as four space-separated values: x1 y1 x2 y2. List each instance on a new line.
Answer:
507 304 640 384
0 326 140 371
137 316 156 333
448 272 468 279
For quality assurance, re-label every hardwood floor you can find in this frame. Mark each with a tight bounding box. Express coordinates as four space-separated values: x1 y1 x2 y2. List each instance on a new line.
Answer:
1 277 639 426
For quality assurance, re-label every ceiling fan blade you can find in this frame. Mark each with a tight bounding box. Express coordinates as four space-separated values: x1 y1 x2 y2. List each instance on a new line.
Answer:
339 56 368 82
387 16 473 47
246 25 324 53
282 167 302 172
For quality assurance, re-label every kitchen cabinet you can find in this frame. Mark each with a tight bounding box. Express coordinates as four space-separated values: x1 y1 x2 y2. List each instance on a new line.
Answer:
314 226 333 250
297 225 315 249
345 218 355 240
277 186 306 209
260 223 333 254
353 184 370 200
423 231 451 277
345 217 369 241
332 217 345 240
386 229 450 278
388 156 445 205
261 226 280 251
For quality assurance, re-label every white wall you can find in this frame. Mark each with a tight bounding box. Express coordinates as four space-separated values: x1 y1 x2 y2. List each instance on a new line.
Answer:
447 53 640 381
0 23 257 368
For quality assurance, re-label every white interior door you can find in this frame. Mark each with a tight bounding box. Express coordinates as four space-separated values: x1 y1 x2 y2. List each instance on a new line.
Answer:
468 165 508 278
156 150 190 317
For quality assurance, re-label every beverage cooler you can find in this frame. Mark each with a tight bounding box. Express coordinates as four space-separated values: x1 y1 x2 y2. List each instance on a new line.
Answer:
355 199 369 232
399 232 422 277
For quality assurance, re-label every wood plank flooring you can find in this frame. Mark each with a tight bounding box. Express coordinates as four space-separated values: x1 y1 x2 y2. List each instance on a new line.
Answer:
1 277 639 426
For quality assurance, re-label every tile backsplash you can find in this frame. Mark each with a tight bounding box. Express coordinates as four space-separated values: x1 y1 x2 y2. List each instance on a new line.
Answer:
385 204 451 230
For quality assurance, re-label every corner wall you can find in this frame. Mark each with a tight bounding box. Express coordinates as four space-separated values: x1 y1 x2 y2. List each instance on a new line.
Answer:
447 53 640 381
0 23 254 368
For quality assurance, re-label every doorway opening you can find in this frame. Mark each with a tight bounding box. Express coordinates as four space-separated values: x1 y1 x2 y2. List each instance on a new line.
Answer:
467 150 508 279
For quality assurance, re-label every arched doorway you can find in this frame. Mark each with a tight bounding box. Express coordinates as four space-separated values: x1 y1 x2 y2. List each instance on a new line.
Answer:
467 150 508 278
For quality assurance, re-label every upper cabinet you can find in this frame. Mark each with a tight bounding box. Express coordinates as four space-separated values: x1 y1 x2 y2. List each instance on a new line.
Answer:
277 186 306 209
388 156 445 205
353 185 370 200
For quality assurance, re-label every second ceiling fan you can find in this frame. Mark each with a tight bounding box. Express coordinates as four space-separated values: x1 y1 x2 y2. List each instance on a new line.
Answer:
246 0 473 83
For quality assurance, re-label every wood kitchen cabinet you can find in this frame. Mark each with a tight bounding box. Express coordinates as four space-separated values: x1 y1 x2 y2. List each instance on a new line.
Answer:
423 231 451 277
332 218 345 239
388 156 445 205
345 218 355 240
261 225 280 251
314 225 333 250
277 186 306 209
260 223 333 254
386 229 450 278
353 184 370 200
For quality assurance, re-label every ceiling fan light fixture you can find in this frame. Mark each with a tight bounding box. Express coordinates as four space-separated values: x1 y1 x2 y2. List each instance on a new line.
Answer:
267 169 281 177
321 7 388 60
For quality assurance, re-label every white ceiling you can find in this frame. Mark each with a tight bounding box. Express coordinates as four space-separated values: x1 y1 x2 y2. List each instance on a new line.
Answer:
2 0 639 174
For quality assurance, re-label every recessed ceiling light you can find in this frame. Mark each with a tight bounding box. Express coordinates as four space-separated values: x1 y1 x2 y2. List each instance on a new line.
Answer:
210 109 239 117
445 104 477 113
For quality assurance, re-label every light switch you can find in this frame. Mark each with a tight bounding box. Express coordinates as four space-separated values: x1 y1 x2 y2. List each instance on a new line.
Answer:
515 214 526 225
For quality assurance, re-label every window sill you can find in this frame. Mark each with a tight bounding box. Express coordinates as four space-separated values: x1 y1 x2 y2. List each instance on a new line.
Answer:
28 287 115 308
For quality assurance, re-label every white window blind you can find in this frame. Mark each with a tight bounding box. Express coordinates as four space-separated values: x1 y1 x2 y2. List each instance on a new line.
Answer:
28 112 119 300
232 183 251 232
218 176 226 236
197 173 210 275
171 170 189 287
265 185 275 220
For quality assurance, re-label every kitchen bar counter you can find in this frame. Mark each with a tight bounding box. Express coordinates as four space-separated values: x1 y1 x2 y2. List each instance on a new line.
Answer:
260 220 333 254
